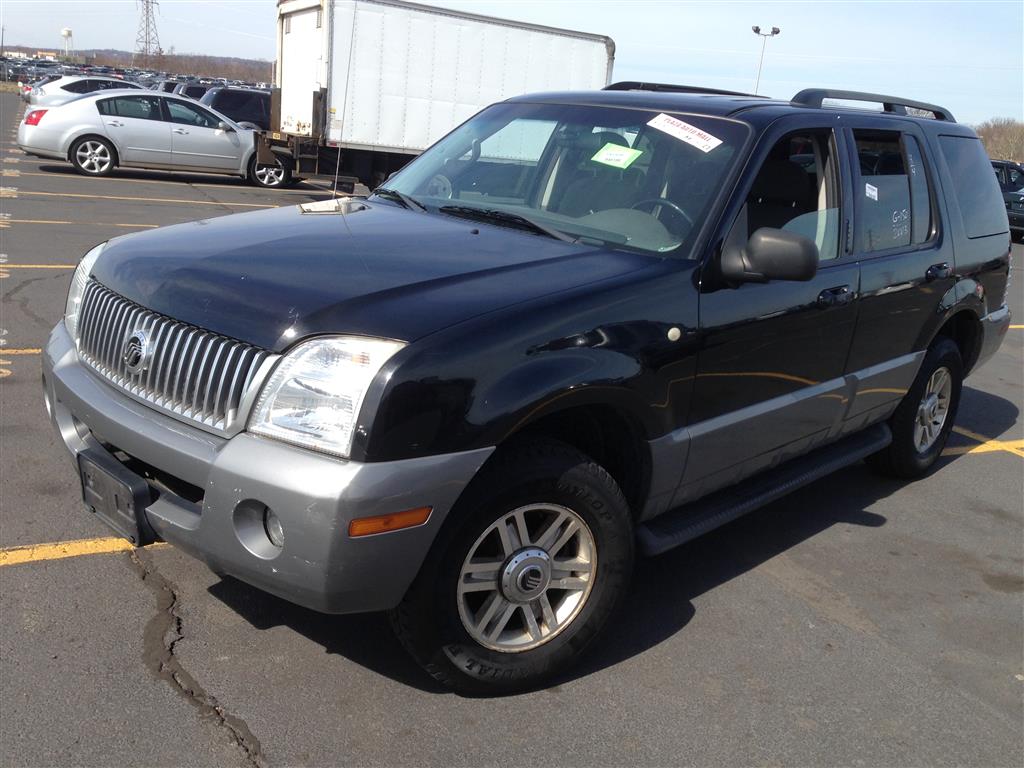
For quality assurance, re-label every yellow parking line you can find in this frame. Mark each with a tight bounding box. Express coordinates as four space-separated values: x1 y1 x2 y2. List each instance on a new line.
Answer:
8 189 276 209
1 263 75 269
944 427 1024 458
1010 325 1023 330
0 537 167 567
3 219 158 228
13 170 327 194
1 348 42 354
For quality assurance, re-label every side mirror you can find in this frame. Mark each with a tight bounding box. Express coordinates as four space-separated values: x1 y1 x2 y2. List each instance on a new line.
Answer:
721 227 819 284
217 121 235 132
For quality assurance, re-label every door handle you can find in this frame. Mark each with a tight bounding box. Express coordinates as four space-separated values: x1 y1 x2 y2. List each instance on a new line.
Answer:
107 120 124 127
172 128 189 135
817 285 854 308
925 262 952 281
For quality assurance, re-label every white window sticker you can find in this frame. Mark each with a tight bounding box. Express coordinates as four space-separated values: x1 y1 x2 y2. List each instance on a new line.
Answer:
647 113 723 153
591 142 643 169
865 183 878 201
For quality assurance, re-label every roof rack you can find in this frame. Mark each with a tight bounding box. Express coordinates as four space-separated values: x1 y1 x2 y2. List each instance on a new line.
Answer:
604 81 761 98
791 89 955 122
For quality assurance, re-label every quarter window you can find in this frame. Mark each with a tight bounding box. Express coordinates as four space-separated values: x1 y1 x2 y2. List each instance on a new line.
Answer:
939 136 1009 239
853 130 934 252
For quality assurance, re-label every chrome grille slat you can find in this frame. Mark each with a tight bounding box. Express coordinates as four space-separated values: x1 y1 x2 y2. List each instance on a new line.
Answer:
74 280 272 433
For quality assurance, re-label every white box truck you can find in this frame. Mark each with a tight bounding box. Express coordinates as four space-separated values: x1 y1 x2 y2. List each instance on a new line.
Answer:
259 0 614 188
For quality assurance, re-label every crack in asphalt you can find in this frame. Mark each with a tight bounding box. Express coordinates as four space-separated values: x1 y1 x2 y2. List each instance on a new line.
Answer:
128 549 267 768
2 271 63 329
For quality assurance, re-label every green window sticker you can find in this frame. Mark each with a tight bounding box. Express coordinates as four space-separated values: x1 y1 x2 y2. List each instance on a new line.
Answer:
591 142 643 169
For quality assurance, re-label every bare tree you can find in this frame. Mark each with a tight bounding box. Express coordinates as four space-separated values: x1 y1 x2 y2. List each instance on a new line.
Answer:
975 118 1024 162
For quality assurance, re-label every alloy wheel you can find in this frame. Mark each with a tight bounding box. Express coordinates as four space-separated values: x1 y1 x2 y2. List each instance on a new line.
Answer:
914 365 952 452
457 503 596 653
75 141 112 174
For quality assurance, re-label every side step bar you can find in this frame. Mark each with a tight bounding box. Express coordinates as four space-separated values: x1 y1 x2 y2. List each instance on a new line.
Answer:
637 423 892 556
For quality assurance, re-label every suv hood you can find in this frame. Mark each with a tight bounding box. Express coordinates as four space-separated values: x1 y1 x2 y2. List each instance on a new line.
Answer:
90 200 654 351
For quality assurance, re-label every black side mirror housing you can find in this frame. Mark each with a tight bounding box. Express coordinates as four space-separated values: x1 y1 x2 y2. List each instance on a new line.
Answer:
721 227 819 284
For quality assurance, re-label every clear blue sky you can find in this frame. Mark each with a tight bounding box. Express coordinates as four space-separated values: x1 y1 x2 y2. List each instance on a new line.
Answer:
3 0 1021 124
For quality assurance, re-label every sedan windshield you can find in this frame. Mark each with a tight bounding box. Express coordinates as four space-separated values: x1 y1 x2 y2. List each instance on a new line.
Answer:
380 102 747 255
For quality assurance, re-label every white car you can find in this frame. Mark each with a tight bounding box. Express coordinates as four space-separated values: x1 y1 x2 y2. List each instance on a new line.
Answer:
27 75 144 106
17 89 291 187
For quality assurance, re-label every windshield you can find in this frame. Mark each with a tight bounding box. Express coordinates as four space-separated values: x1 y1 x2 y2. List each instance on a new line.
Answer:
380 102 747 255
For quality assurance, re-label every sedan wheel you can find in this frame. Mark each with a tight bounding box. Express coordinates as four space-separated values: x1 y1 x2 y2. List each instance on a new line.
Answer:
71 138 115 176
250 156 291 188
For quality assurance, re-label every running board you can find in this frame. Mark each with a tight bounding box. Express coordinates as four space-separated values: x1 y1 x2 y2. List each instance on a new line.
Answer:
637 423 892 556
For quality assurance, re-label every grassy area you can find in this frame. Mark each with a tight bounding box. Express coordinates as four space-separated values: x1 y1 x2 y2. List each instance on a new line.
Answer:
0 82 21 94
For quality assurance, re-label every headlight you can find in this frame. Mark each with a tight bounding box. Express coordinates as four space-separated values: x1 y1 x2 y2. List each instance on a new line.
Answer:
65 242 106 344
249 336 404 458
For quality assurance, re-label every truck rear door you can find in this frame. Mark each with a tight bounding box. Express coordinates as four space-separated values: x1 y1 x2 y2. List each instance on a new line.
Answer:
279 5 322 135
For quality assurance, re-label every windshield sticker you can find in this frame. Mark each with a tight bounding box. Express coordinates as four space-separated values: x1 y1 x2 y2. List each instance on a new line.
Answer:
647 113 723 153
865 183 879 201
591 143 643 169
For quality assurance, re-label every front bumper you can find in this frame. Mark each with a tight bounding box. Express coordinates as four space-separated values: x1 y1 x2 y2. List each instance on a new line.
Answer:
42 322 493 614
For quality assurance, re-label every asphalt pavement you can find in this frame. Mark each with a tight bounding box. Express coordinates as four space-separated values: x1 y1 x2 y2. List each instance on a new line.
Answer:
1 90 1021 767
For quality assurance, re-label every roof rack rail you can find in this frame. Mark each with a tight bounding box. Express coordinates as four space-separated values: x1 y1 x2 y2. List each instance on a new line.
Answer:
791 89 955 122
604 81 761 98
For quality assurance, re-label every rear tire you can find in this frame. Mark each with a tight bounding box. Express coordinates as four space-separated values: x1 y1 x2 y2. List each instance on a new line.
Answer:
248 154 292 188
70 136 116 177
866 337 963 478
390 439 634 695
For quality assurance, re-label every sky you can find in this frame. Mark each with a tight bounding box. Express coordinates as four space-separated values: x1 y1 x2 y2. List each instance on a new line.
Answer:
2 0 1021 125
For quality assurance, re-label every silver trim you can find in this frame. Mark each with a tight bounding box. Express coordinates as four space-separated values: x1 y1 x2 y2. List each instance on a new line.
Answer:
74 280 278 435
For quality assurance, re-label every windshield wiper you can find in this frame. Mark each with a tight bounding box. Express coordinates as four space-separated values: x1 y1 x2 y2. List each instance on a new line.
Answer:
373 187 427 212
439 205 577 243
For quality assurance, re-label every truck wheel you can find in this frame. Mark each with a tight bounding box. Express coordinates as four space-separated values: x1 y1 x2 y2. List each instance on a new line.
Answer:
249 155 291 188
867 337 963 478
390 439 634 695
70 137 116 176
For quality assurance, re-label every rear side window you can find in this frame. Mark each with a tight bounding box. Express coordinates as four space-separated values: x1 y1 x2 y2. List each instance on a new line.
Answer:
853 130 935 252
940 136 1009 238
97 95 164 121
60 79 92 94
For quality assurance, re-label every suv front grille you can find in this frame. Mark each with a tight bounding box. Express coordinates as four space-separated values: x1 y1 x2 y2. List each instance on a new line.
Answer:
76 280 274 433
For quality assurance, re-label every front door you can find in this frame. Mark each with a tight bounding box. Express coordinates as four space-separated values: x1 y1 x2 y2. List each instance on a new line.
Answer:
97 94 172 166
164 99 244 171
678 119 860 503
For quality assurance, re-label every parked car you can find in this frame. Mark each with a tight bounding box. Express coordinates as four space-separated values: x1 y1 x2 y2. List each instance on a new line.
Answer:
152 79 182 93
19 73 61 101
16 89 291 187
27 75 144 106
992 159 1024 239
199 87 270 130
41 85 1011 694
173 82 209 100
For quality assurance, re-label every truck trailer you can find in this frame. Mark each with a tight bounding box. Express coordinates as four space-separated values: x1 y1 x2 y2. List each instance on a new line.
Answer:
258 0 615 188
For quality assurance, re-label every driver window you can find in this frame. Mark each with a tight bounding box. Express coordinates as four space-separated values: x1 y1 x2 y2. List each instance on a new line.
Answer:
166 100 219 128
743 130 841 261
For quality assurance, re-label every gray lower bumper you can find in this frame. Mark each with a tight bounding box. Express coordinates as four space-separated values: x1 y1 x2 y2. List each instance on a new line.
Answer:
42 323 493 614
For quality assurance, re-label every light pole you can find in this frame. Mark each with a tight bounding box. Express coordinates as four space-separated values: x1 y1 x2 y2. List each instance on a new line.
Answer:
751 25 780 95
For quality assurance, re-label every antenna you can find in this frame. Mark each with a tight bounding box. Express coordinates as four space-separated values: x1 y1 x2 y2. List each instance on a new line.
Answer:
134 0 162 68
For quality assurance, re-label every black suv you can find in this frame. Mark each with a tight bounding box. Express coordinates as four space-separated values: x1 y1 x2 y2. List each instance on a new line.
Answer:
43 85 1011 694
991 159 1024 239
199 86 271 130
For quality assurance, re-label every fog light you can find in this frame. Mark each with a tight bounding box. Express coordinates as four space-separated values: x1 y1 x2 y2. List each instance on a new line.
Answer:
263 508 284 548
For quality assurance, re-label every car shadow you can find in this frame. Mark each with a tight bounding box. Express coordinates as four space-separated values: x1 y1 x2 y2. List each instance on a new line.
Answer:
34 163 336 196
205 385 1019 696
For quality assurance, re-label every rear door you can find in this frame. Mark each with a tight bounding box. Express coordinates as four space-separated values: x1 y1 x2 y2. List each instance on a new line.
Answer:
680 116 860 502
96 94 173 166
164 98 245 171
842 119 954 422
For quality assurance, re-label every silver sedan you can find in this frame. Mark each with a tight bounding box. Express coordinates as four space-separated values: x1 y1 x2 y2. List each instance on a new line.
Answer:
16 89 291 187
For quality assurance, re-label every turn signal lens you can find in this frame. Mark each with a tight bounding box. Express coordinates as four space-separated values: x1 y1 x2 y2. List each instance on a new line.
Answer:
25 109 47 126
348 507 432 538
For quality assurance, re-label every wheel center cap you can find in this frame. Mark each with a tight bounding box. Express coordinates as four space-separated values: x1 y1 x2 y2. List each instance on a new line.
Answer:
501 547 551 603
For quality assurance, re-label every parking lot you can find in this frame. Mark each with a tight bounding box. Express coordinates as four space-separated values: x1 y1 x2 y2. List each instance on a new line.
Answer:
0 86 1021 766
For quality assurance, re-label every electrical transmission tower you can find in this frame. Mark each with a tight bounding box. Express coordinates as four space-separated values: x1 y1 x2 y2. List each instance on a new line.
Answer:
134 0 162 68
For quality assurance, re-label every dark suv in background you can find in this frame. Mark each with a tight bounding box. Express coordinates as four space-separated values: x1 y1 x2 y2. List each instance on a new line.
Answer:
991 159 1024 239
43 85 1011 694
200 87 271 130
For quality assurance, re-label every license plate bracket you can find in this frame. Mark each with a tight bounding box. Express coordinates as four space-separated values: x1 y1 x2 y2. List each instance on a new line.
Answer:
78 449 155 546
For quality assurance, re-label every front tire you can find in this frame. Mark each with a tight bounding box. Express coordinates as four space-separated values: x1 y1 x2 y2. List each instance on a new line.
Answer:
248 154 292 188
867 337 963 478
390 440 634 695
70 137 116 176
